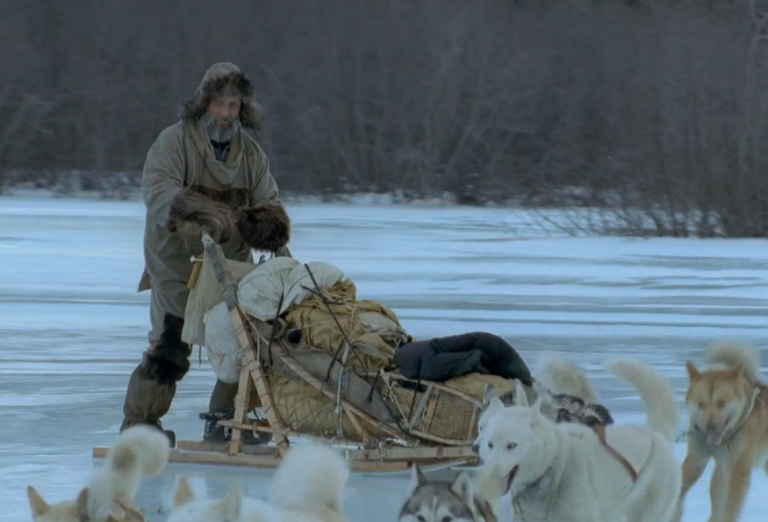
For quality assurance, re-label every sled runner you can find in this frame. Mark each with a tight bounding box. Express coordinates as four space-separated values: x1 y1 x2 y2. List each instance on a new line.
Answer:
93 233 514 472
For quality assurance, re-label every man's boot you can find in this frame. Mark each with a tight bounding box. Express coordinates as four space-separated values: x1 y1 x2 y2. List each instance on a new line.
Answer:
120 314 192 448
203 378 272 445
121 364 177 447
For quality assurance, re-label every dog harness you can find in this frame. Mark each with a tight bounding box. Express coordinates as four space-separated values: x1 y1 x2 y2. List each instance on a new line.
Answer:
595 425 638 481
720 385 763 447
511 426 639 522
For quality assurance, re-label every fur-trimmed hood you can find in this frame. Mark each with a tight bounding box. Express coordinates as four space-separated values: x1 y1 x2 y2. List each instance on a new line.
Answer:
180 62 263 132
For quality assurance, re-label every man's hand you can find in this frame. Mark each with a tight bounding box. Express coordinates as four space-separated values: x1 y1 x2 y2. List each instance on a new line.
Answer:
236 200 291 253
166 188 236 244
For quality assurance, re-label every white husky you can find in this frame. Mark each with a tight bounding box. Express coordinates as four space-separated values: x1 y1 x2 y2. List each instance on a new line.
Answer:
166 441 350 522
474 358 681 522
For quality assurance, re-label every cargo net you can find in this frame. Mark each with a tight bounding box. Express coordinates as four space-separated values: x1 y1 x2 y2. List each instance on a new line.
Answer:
251 357 483 446
262 371 370 440
240 310 414 444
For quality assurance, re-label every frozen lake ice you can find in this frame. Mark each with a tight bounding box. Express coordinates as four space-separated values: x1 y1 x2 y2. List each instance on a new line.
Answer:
1 195 767 521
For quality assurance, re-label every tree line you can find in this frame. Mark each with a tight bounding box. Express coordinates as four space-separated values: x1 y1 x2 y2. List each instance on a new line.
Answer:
2 0 767 237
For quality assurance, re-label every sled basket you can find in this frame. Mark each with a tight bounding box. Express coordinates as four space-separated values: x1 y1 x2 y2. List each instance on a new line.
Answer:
239 317 511 446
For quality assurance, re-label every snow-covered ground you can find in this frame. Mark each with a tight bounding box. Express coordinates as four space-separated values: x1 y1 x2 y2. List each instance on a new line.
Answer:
1 196 767 522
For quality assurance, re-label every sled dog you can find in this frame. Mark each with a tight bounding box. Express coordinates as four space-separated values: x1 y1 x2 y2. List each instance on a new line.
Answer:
27 424 170 521
675 342 768 522
166 441 349 522
398 464 496 522
474 357 680 522
475 352 613 452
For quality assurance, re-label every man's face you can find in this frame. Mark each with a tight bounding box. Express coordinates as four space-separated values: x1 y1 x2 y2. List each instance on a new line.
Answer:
206 95 241 130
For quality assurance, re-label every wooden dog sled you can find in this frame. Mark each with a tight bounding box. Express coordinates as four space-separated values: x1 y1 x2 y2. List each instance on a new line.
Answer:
93 233 510 473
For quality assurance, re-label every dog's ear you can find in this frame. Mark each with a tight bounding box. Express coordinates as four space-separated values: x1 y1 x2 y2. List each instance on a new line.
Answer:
728 363 746 381
685 361 702 382
529 396 544 425
115 496 146 521
26 486 51 517
105 498 144 522
75 487 91 520
513 381 529 408
173 476 195 507
449 471 475 507
105 505 126 522
212 484 242 522
409 463 428 491
483 384 499 406
487 396 505 416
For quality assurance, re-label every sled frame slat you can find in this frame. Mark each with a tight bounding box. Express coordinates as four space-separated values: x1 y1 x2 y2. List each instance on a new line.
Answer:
200 233 289 457
92 446 475 472
242 340 290 454
228 344 253 455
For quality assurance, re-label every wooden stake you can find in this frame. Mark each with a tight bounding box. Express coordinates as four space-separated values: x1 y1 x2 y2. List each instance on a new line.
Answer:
228 359 254 456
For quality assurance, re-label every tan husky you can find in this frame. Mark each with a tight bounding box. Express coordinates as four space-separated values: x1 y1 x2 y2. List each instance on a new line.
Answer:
675 343 768 522
26 425 170 522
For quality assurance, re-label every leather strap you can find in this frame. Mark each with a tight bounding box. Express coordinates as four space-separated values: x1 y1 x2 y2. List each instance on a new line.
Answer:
596 426 638 481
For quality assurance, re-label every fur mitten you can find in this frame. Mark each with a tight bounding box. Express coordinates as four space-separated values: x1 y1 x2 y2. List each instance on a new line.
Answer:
236 200 291 252
166 188 236 243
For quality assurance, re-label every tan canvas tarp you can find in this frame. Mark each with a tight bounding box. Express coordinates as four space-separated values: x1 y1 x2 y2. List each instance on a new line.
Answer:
182 255 257 346
238 258 346 320
284 279 411 368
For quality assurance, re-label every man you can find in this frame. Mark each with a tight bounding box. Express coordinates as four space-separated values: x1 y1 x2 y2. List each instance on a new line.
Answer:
120 62 292 446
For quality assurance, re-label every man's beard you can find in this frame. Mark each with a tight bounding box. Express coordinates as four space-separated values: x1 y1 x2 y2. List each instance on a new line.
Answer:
202 113 241 143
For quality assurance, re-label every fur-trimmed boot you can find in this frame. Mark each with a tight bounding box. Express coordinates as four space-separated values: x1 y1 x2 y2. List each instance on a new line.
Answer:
120 369 178 448
120 314 192 448
203 379 272 445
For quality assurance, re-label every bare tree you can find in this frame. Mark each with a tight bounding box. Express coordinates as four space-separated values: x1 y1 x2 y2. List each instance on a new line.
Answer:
3 0 768 237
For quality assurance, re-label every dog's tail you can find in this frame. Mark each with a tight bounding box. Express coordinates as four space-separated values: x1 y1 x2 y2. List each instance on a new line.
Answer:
108 425 171 484
269 442 349 513
605 359 679 442
536 352 599 404
706 342 761 383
